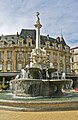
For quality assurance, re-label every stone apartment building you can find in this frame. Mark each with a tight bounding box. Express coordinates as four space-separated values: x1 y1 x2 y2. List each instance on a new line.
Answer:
70 47 78 75
0 29 71 86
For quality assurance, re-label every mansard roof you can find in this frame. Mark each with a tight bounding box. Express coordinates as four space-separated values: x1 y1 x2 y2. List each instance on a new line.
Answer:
40 35 56 46
20 29 67 47
0 34 18 44
0 29 68 47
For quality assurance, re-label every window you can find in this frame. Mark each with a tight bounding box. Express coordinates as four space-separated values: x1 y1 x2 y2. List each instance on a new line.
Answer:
59 67 63 73
60 55 63 61
18 52 22 59
45 41 50 48
18 63 22 70
72 57 74 62
7 51 11 59
8 43 12 47
28 42 31 46
66 67 70 73
52 43 55 49
47 53 50 60
1 42 4 47
27 38 32 47
60 44 62 50
8 41 12 47
65 46 70 52
19 42 22 46
0 64 2 70
66 56 70 63
7 64 10 71
27 53 31 59
18 38 24 46
0 52 3 59
53 53 57 61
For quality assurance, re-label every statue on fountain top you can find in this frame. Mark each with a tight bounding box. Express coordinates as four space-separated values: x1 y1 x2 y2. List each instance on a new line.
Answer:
36 12 40 22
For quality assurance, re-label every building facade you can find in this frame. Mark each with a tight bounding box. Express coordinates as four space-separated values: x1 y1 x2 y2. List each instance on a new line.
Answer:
70 47 78 75
0 29 71 87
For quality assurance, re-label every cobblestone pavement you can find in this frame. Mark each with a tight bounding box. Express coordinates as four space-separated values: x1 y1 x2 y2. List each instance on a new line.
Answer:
0 110 78 120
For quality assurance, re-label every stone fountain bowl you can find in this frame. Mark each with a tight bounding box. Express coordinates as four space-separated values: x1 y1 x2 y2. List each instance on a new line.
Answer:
10 77 72 97
48 68 57 73
28 67 41 79
42 79 72 96
42 68 57 73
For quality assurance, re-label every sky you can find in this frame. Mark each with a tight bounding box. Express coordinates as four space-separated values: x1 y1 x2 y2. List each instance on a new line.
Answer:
0 0 78 48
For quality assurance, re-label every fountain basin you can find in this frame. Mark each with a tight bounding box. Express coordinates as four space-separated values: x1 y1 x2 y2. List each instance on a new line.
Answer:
10 79 72 97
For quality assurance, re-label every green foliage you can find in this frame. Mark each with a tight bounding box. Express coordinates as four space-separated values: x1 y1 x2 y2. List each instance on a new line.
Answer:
0 84 2 90
0 84 8 90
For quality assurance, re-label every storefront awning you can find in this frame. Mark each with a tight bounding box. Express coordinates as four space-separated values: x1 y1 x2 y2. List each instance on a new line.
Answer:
0 72 20 77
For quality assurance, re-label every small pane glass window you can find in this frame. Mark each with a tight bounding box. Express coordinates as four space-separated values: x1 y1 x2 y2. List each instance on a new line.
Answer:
7 64 10 71
0 64 2 70
7 51 11 59
18 63 22 70
0 52 3 59
18 52 22 59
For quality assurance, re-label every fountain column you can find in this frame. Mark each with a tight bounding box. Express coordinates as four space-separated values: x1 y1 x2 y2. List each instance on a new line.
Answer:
34 12 42 49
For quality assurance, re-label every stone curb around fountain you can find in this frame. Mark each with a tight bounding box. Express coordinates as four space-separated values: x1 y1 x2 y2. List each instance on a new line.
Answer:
0 99 78 112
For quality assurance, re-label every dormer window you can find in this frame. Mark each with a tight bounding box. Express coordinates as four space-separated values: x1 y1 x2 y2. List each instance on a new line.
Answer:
12 37 14 39
8 43 12 47
8 40 12 47
28 42 31 47
19 42 22 46
26 38 32 47
18 38 23 46
60 44 62 50
45 41 50 48
52 43 55 49
0 41 4 47
65 45 70 52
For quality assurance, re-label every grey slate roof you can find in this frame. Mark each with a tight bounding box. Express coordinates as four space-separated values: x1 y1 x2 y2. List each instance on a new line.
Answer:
0 29 67 47
20 29 61 46
20 29 36 44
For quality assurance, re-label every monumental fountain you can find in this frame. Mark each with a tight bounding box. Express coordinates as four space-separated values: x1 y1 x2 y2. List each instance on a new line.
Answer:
10 12 72 97
0 12 78 112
